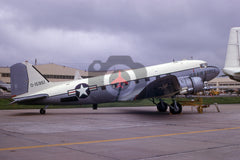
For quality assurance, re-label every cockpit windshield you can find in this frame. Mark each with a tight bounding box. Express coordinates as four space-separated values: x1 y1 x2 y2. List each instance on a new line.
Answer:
200 63 208 68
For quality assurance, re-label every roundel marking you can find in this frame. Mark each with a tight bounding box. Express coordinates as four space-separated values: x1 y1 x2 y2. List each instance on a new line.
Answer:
75 83 90 98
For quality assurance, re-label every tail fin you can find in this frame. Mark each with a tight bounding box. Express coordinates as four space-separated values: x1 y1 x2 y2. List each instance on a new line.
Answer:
224 27 240 68
10 61 49 96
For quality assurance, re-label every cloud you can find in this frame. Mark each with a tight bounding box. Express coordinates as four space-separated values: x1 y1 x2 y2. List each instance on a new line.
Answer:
1 0 240 69
0 22 141 67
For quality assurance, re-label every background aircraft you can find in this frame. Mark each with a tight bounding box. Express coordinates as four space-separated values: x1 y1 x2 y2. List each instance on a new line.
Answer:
10 60 219 114
0 81 11 92
223 27 240 81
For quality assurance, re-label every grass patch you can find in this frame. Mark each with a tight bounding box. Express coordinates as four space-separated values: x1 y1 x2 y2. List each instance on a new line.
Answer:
0 96 240 110
0 98 154 110
175 97 240 105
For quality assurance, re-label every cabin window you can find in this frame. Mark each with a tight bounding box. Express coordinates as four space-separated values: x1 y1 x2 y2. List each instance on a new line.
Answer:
112 84 118 88
200 63 207 68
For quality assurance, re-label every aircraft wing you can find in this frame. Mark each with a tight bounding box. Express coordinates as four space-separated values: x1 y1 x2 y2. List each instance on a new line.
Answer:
135 75 181 99
11 94 49 104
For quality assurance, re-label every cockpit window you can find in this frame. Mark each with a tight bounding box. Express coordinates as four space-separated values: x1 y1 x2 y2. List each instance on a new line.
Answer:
200 63 208 68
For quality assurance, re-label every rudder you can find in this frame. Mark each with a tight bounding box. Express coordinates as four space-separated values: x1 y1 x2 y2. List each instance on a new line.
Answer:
10 61 49 96
224 27 240 68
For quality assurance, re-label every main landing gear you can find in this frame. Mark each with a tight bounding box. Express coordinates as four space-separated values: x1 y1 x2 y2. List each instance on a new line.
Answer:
40 105 49 115
169 99 182 114
151 98 182 114
151 98 168 113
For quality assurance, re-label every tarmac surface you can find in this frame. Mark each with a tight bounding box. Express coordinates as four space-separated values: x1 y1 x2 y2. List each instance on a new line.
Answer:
1 104 240 160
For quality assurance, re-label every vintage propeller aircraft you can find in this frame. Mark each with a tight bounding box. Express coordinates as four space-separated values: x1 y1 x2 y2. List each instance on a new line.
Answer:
0 81 11 92
10 59 219 114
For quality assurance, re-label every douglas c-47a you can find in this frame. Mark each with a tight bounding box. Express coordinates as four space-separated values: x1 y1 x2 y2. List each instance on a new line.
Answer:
10 59 219 114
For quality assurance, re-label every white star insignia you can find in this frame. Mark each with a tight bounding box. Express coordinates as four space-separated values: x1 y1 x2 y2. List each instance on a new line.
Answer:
76 84 89 97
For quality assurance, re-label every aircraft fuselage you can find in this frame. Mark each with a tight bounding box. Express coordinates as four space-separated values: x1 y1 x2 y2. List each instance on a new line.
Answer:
14 60 219 105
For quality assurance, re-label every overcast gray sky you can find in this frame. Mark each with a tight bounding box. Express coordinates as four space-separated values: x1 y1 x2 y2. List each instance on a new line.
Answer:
0 0 240 70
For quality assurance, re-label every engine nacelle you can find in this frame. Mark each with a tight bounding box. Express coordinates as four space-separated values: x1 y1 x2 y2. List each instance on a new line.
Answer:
178 77 204 94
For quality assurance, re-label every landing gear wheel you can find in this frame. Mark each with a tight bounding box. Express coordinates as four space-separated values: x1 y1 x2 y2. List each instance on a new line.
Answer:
92 104 98 110
169 102 182 114
40 108 46 114
157 101 168 112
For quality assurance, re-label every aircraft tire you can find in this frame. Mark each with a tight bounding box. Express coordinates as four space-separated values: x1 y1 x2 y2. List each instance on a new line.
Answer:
92 104 98 110
169 102 182 114
40 108 46 114
157 102 168 112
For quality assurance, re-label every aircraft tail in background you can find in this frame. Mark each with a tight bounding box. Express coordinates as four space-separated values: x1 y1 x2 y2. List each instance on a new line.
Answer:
223 27 240 81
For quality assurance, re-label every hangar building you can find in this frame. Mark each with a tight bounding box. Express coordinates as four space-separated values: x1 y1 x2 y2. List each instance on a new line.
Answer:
0 63 103 84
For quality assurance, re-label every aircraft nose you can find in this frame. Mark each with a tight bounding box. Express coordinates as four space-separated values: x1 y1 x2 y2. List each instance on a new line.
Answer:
205 66 220 81
215 67 220 76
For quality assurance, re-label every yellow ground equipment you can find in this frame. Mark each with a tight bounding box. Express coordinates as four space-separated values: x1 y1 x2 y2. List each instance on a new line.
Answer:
209 89 220 96
177 97 220 113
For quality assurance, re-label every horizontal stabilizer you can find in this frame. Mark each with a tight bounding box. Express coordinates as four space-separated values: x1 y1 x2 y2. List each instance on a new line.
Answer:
0 81 11 92
223 67 240 75
11 94 48 104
